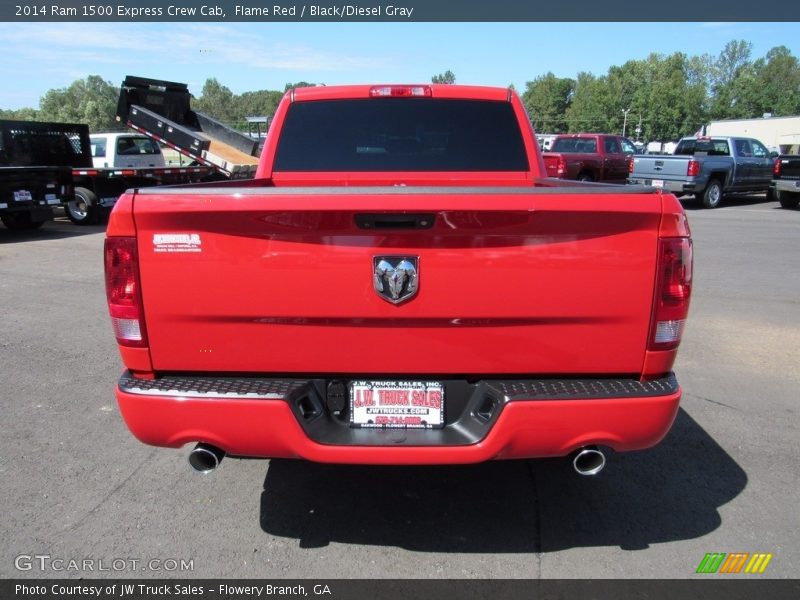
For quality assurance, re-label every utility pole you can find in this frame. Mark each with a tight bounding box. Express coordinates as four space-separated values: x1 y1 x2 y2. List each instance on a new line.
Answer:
622 108 631 138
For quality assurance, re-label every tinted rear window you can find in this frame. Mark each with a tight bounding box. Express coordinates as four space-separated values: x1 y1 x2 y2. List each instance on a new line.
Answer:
551 137 597 153
675 139 730 156
273 98 529 172
116 136 160 155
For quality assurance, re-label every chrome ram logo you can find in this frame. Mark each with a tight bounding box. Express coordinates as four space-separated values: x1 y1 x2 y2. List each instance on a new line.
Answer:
373 257 419 304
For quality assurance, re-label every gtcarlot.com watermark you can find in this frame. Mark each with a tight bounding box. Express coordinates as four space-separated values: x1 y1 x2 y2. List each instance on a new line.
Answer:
14 554 194 573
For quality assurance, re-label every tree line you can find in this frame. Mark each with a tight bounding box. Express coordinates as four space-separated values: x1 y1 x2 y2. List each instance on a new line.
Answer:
522 41 800 141
0 76 311 133
1 41 799 142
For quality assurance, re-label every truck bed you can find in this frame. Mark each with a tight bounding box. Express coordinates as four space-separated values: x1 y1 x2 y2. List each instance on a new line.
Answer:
121 181 666 377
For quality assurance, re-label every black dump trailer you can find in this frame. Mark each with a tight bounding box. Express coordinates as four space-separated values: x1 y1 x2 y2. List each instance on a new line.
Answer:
116 75 260 178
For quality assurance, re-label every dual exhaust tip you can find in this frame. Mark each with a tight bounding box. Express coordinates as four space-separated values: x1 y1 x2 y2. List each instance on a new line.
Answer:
188 442 606 476
188 443 225 474
571 446 606 476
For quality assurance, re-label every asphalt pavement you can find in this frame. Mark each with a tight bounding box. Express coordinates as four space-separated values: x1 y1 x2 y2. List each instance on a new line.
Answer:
1 195 798 579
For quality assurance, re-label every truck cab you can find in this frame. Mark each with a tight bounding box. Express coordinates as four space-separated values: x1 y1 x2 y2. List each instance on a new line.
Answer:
90 133 166 169
543 133 636 183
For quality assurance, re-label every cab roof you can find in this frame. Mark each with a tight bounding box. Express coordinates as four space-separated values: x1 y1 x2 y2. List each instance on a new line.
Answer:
290 84 513 102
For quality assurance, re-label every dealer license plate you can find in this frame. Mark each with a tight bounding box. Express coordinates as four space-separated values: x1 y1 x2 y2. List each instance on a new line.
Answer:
349 381 444 429
651 179 664 189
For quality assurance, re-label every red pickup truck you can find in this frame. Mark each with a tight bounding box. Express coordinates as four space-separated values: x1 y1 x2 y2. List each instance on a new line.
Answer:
105 84 692 475
543 133 636 183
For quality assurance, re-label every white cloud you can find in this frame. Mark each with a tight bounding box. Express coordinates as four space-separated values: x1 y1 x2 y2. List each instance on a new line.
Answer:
0 23 383 72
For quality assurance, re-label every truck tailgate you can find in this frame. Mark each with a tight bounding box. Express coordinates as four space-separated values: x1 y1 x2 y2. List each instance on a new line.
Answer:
631 156 689 180
132 186 662 375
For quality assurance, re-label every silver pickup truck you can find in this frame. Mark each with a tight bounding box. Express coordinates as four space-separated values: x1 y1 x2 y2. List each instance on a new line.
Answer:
629 136 774 208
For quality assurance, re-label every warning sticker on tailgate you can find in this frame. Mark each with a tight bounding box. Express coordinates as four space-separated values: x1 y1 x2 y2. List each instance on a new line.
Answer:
153 233 202 253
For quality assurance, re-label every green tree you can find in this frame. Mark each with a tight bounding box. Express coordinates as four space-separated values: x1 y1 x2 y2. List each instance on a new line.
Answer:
746 46 800 116
640 52 707 140
283 81 317 91
194 78 236 122
565 72 614 133
0 107 38 120
522 72 574 133
431 70 456 84
708 40 753 119
235 90 283 119
37 75 118 131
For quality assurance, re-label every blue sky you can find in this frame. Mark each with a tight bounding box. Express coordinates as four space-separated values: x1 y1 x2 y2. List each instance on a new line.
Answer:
1 22 798 109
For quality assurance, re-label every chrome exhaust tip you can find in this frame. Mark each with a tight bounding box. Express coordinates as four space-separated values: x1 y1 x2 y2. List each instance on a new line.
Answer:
188 443 225 474
572 446 606 476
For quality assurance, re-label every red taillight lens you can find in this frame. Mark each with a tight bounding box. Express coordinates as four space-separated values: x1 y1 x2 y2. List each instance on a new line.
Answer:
557 156 567 176
369 86 432 98
649 237 692 351
627 157 634 174
687 160 700 177
773 158 781 176
105 237 148 347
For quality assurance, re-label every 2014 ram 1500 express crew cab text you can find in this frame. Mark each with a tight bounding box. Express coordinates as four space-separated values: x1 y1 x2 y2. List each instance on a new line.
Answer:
105 84 692 474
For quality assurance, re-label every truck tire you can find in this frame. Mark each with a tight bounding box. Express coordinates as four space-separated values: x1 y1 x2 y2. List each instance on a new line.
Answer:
577 172 594 182
777 189 800 209
66 187 99 225
1 212 46 231
699 179 723 209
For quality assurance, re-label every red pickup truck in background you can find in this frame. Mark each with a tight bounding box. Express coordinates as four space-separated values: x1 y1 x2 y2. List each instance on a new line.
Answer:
543 133 636 183
105 84 692 476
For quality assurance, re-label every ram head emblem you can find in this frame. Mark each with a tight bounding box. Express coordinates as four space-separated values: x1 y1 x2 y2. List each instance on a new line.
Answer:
373 257 419 304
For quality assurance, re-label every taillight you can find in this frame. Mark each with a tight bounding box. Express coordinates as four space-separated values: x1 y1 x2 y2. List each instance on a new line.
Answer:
773 158 781 177
369 86 432 97
687 160 700 177
557 156 567 177
649 237 692 351
104 237 148 347
627 157 634 174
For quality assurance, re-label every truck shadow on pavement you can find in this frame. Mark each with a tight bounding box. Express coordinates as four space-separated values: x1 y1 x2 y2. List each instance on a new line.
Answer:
259 409 747 552
0 220 106 243
681 194 772 210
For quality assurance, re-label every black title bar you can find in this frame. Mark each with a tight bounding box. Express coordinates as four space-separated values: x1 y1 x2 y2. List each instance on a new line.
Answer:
4 1 800 22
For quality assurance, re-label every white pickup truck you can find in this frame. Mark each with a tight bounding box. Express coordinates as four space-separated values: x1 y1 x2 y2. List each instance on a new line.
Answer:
90 132 166 169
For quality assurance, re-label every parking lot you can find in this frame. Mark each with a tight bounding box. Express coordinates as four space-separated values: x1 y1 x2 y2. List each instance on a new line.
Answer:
1 196 798 579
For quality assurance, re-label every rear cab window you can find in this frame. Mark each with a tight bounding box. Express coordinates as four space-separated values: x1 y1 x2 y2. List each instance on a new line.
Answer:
675 138 730 156
734 139 753 157
116 136 161 156
273 98 529 172
551 137 597 153
603 137 621 154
